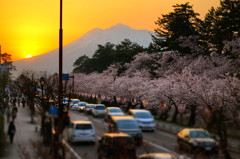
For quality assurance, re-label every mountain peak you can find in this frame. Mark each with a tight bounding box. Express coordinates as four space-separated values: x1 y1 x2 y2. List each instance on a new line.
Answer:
13 24 153 77
107 23 133 30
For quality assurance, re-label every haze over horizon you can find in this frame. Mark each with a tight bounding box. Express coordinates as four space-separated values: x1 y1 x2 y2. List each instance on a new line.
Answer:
0 0 220 61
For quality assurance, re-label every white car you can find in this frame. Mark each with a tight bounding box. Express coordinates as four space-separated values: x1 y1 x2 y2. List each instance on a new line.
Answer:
67 120 96 143
77 102 88 112
63 98 69 105
104 107 125 121
69 99 80 110
138 153 189 159
128 109 156 131
84 104 95 114
92 104 106 117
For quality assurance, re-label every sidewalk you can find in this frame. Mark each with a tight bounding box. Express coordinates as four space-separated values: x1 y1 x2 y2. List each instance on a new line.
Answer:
1 106 42 159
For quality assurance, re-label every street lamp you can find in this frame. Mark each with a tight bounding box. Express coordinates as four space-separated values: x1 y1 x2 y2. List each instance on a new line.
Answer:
40 77 45 97
55 0 64 158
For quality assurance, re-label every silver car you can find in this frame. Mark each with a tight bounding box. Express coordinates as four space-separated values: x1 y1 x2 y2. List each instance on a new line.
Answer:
67 120 96 143
138 153 189 159
129 109 156 131
92 104 106 117
104 107 125 121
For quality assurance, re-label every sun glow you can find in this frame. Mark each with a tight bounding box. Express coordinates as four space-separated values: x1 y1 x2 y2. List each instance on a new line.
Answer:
26 55 32 58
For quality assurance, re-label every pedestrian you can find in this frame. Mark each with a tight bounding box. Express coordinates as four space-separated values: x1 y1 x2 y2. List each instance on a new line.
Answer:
7 121 16 143
11 107 18 121
17 98 21 107
13 97 17 107
6 106 11 123
22 98 26 108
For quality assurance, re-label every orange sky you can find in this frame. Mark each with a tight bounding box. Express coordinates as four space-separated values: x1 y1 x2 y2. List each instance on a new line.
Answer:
0 0 220 61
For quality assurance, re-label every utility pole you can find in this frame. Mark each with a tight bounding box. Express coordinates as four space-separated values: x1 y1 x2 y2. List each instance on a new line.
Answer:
55 0 64 158
0 45 2 65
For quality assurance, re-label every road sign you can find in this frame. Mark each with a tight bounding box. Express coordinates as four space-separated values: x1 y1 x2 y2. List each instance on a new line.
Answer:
49 106 58 115
160 101 167 110
143 100 148 106
178 104 186 113
62 74 69 80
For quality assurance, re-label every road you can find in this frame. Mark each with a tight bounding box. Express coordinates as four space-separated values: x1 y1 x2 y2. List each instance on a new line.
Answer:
63 110 177 159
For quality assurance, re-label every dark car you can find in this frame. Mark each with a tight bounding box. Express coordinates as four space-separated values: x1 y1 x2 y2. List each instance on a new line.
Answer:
177 128 218 154
108 116 143 144
98 133 136 159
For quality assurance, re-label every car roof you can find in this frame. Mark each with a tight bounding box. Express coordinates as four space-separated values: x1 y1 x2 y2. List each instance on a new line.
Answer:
111 115 135 120
183 128 206 132
71 120 92 124
138 153 187 159
103 133 131 138
129 109 150 113
107 107 121 109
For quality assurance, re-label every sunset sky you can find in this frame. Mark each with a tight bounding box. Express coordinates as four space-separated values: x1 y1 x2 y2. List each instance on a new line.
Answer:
0 0 219 61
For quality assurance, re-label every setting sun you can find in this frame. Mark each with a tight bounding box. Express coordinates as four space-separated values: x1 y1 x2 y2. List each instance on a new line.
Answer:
0 0 220 61
26 55 32 58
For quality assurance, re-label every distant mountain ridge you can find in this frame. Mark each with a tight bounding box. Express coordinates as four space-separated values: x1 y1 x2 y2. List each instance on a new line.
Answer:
12 24 154 77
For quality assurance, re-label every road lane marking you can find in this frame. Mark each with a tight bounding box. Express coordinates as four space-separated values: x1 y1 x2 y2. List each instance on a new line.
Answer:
63 139 82 159
143 140 172 153
156 130 176 139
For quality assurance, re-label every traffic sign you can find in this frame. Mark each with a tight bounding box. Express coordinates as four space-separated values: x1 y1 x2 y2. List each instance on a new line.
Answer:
49 106 58 115
178 104 186 113
62 73 69 80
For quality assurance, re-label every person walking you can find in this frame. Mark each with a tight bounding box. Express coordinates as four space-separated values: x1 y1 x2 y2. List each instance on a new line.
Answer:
11 106 18 121
17 97 21 107
6 106 11 123
22 98 26 108
13 97 17 107
7 121 16 143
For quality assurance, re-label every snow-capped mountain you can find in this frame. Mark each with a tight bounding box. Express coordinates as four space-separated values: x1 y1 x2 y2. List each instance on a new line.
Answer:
12 24 153 77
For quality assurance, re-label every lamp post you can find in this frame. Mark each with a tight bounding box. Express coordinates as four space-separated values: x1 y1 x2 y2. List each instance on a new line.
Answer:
55 0 64 158
40 77 45 98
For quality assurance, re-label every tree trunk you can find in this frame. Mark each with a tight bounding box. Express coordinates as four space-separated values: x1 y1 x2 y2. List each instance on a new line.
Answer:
159 107 170 120
41 113 46 135
30 100 35 123
187 105 196 126
216 108 232 159
171 104 179 123
167 97 178 123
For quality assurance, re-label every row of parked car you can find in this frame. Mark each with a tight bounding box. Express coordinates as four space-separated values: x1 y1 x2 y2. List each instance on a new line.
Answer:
65 98 219 159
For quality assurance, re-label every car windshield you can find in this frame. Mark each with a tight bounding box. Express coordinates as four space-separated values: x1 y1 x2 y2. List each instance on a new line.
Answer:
75 124 92 130
95 106 105 110
87 105 94 108
79 103 86 106
109 108 122 113
63 99 69 102
135 112 152 119
190 130 211 138
117 120 139 129
72 100 79 104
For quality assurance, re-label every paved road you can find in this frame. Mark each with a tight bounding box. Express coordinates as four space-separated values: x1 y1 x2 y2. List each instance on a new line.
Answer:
65 110 178 159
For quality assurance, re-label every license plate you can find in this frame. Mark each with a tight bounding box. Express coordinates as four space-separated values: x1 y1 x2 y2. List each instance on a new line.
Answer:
205 147 212 151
